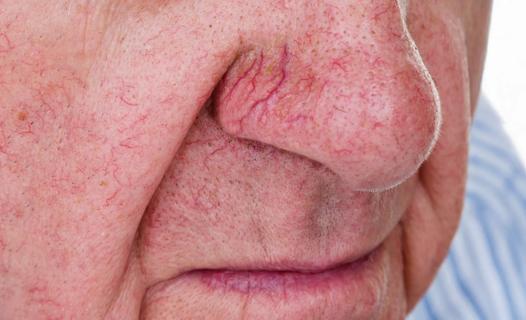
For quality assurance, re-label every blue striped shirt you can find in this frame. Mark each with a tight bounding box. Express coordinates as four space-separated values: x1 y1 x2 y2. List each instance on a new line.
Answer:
409 96 526 319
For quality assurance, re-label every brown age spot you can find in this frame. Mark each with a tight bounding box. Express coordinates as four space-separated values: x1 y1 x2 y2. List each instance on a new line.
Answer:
17 111 28 121
265 64 275 75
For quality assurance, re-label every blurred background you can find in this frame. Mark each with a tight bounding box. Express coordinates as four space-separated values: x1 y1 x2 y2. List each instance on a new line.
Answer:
482 0 526 162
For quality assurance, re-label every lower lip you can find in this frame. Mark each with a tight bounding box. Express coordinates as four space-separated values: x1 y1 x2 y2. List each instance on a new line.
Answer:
197 254 373 297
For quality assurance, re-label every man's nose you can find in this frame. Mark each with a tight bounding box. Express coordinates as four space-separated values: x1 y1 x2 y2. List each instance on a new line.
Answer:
214 0 440 191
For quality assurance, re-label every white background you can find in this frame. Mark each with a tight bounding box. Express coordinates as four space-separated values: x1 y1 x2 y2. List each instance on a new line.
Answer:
482 0 526 162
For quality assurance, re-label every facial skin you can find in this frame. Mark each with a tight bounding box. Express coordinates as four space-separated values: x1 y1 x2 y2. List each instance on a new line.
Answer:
0 0 491 319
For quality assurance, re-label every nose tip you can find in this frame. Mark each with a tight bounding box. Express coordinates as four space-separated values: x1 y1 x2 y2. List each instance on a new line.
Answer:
214 1 440 191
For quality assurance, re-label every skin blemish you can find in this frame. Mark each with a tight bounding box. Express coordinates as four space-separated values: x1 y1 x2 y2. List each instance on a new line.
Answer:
119 94 139 107
217 45 293 135
203 139 230 170
26 281 63 310
32 83 73 120
17 111 28 121
14 108 34 135
0 122 7 154
0 32 15 53
239 45 290 130
220 52 264 106
116 82 140 107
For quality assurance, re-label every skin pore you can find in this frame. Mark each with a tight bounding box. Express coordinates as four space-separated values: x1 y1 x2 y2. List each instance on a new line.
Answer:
0 0 491 319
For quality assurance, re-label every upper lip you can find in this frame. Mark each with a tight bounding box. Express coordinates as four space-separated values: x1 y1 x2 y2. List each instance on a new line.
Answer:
198 243 380 274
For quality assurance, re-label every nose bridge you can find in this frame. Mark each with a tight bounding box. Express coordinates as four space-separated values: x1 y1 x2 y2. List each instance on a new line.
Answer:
215 0 440 191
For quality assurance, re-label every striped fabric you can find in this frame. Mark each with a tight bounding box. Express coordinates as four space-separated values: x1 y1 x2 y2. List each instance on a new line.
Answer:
409 96 526 319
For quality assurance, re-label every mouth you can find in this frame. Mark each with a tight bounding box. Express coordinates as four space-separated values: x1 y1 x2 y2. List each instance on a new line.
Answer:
193 244 381 296
141 233 401 319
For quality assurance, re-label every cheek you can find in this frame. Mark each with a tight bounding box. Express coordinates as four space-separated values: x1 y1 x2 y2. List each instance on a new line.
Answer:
214 3 440 191
399 1 472 308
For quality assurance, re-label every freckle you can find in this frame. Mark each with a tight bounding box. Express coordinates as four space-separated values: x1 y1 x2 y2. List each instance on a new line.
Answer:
99 180 108 187
17 111 28 121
